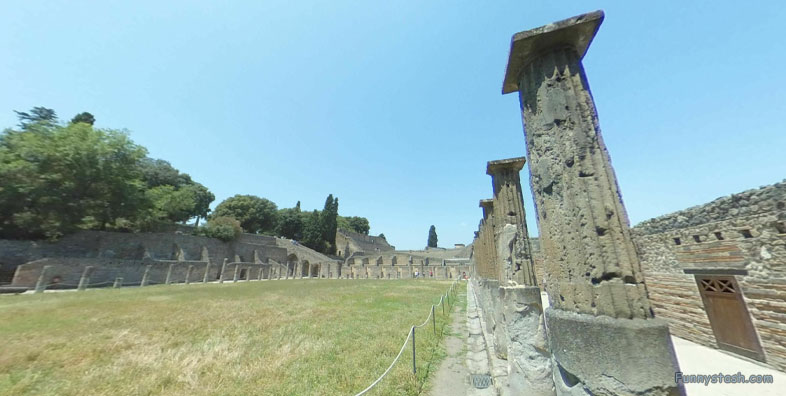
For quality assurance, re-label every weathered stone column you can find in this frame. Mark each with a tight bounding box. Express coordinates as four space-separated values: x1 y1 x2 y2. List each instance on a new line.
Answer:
502 10 682 395
487 158 538 286
141 265 152 287
185 265 194 284
78 266 95 291
203 261 211 283
113 277 123 288
219 258 228 283
479 199 496 280
258 267 264 280
34 265 53 293
232 264 240 283
165 264 175 285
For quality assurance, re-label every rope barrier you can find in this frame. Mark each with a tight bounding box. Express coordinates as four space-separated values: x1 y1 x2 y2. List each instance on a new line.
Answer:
353 327 414 396
352 277 463 396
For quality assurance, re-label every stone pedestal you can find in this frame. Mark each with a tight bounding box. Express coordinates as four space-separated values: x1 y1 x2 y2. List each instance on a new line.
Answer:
546 308 681 395
502 286 553 396
502 11 683 395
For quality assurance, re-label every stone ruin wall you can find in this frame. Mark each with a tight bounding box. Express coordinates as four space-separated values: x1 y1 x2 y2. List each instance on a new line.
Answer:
632 180 786 370
342 253 470 280
335 229 395 258
2 230 295 288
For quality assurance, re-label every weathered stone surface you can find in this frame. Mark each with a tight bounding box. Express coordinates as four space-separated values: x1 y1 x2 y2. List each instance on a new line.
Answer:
502 286 554 396
509 10 649 319
546 308 682 396
487 158 538 286
502 10 682 396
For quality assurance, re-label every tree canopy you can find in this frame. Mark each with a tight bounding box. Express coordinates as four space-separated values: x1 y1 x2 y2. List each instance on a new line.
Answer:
0 107 215 239
211 195 278 234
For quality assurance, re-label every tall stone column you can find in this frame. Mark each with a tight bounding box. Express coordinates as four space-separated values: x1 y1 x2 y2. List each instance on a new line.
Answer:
487 157 538 286
502 10 682 395
479 199 496 280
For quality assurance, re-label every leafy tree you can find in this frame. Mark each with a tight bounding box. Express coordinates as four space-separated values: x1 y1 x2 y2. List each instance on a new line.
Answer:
14 106 57 129
70 112 95 125
348 217 370 235
378 233 386 240
302 210 325 252
139 158 192 188
202 216 242 241
427 225 438 248
276 202 304 240
211 194 278 234
320 194 338 255
188 183 214 227
0 120 148 239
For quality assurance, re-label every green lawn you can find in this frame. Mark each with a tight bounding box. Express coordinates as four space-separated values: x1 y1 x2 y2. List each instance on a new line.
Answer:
0 279 465 396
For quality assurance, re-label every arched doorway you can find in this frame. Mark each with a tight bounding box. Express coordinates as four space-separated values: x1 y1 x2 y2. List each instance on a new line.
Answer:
301 261 310 278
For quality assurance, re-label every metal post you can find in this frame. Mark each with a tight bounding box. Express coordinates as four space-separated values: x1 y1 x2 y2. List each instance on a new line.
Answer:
113 277 123 288
78 266 94 291
141 265 151 287
34 265 52 294
432 305 436 335
411 326 417 374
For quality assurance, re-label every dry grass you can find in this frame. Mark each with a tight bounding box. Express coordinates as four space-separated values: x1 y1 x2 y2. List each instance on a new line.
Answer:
0 279 464 396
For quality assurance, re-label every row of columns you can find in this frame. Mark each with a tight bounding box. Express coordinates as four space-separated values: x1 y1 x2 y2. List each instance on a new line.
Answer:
491 10 681 395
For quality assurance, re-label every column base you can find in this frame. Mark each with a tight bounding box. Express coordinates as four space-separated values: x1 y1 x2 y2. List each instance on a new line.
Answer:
545 308 685 396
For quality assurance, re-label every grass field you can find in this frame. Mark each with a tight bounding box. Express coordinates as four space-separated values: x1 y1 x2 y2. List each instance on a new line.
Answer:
0 279 465 396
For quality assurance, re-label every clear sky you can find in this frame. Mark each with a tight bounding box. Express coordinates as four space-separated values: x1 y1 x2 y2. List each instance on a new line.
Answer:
2 1 785 249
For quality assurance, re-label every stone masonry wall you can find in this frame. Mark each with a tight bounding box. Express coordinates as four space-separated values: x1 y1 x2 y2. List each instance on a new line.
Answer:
632 180 786 370
1 230 294 287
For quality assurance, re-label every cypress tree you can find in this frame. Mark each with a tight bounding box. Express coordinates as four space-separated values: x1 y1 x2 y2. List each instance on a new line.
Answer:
427 225 438 248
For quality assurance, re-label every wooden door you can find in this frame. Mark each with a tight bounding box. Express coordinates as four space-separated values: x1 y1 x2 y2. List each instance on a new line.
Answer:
695 275 765 361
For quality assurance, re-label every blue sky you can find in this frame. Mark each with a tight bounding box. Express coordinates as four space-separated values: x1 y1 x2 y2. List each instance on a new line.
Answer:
2 1 785 249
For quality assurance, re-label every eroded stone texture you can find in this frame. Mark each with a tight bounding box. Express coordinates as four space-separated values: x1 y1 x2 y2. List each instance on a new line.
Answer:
502 10 682 396
509 11 649 320
487 158 538 285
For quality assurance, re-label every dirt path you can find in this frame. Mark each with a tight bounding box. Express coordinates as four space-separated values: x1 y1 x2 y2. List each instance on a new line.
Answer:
428 293 471 396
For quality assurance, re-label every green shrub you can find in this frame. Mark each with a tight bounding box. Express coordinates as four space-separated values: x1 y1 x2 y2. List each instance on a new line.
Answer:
203 216 242 241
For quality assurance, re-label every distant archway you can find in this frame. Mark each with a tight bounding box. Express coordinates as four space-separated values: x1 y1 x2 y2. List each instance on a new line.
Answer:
301 260 310 278
310 263 319 278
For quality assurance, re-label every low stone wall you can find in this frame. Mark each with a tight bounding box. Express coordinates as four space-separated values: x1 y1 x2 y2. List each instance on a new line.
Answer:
11 257 290 288
340 264 470 280
632 180 786 371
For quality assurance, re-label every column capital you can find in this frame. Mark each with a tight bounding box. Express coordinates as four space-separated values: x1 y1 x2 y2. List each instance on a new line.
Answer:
486 157 526 175
479 199 494 220
502 10 604 94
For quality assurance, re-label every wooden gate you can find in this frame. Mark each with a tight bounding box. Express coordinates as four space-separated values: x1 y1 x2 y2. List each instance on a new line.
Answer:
695 275 765 361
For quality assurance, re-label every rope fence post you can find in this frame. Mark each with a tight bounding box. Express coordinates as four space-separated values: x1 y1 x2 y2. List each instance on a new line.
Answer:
431 305 436 335
441 296 445 315
411 326 417 374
